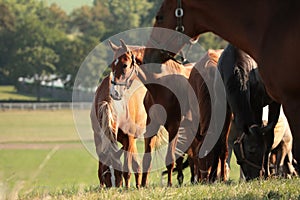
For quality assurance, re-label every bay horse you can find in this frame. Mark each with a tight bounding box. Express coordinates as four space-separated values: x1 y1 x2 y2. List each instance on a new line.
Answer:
188 49 232 182
90 73 149 188
144 0 300 165
218 44 281 180
108 40 196 187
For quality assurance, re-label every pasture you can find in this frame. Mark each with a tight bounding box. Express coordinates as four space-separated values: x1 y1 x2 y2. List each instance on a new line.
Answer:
0 110 299 199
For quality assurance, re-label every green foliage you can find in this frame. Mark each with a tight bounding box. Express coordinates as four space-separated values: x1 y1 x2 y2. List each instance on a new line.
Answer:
0 0 227 98
199 32 228 50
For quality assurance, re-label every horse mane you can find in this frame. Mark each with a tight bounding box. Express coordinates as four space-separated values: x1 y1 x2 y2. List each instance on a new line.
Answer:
113 45 146 63
114 44 192 78
234 48 257 91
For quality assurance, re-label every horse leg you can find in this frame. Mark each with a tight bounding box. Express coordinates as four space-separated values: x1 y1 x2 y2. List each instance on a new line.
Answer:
128 135 141 188
208 149 219 182
121 133 131 188
98 161 105 188
219 109 231 181
101 162 113 188
176 156 184 186
141 118 160 187
282 135 298 177
166 136 176 187
287 151 298 177
110 143 123 187
186 147 195 184
165 121 181 187
199 156 210 183
282 99 300 168
277 144 287 177
141 135 157 187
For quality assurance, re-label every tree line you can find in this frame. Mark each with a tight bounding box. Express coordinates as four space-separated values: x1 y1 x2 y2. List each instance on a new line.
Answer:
0 0 227 99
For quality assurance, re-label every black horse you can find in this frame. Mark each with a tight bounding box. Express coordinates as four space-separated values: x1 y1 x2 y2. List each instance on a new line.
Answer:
218 44 281 180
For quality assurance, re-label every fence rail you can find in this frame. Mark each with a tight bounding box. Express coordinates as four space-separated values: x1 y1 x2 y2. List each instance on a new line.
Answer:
0 102 92 111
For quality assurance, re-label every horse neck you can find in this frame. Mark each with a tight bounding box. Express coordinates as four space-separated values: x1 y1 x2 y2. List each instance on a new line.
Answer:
189 0 278 60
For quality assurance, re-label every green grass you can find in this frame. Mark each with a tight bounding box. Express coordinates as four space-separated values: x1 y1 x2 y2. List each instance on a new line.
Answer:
0 148 98 198
0 110 299 199
21 179 300 200
0 110 79 142
0 85 51 101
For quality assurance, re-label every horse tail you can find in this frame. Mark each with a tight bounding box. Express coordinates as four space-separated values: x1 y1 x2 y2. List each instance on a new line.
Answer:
153 126 169 150
97 101 117 142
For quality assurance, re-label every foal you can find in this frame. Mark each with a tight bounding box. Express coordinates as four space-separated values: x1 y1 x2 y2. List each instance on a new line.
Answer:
91 73 148 188
108 40 195 187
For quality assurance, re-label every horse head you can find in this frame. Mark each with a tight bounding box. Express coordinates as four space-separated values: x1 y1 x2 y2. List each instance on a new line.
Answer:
108 40 142 100
233 123 274 180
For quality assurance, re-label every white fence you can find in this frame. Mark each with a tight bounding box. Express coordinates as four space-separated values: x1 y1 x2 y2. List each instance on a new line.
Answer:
0 102 92 111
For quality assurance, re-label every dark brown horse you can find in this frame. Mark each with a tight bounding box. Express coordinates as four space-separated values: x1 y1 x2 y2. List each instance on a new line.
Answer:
144 0 300 165
188 49 232 182
218 44 281 180
108 40 196 186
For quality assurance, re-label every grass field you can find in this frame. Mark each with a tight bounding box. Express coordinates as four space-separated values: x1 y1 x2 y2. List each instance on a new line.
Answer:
0 110 299 199
0 85 52 101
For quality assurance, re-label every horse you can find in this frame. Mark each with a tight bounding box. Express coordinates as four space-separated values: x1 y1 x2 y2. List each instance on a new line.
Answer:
188 49 232 182
218 44 281 180
108 40 196 187
266 107 298 178
90 73 149 188
90 75 122 187
228 107 298 179
144 0 300 165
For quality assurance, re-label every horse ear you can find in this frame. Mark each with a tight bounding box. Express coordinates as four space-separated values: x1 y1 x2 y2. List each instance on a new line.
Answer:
120 39 130 52
108 40 119 52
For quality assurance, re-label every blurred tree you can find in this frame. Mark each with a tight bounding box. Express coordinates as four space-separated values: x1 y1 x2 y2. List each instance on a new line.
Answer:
0 0 228 101
0 2 15 84
94 0 152 36
0 0 66 100
68 5 106 39
140 0 164 26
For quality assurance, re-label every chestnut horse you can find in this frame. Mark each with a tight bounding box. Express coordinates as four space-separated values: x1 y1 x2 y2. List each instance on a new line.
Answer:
144 0 300 165
188 49 232 182
91 73 148 188
108 40 196 186
91 75 122 187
